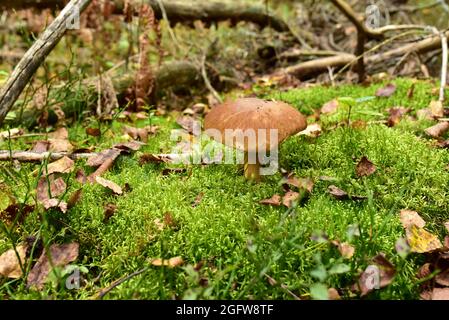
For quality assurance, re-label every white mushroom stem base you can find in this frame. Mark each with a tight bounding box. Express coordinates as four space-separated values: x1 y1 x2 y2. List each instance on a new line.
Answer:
244 152 261 182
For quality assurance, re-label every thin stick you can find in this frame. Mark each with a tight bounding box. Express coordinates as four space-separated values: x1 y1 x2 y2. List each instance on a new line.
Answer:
93 267 149 299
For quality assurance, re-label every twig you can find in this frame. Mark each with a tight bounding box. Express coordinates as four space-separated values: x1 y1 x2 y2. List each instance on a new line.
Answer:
0 150 195 163
93 267 149 299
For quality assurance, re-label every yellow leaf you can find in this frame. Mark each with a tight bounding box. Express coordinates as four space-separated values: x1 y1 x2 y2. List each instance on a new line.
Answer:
406 225 442 253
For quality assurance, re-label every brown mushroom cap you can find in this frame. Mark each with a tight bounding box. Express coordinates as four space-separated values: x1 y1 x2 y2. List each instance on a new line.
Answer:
204 98 307 152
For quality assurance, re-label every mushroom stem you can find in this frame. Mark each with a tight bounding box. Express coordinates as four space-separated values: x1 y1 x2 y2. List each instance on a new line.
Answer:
244 152 261 182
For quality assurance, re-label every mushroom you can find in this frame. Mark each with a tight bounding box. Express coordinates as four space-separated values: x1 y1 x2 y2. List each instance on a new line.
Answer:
204 98 307 181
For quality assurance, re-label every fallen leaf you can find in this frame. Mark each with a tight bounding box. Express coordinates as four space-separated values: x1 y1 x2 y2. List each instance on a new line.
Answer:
31 140 50 153
37 175 66 203
139 153 171 165
282 190 300 208
436 270 449 287
297 123 321 138
162 168 186 175
150 256 184 268
86 148 121 167
113 141 145 152
75 169 87 184
430 288 449 300
103 203 117 222
0 244 27 279
95 176 123 195
406 224 443 253
259 194 282 206
376 83 396 97
123 126 153 142
387 107 410 127
357 253 395 296
27 242 79 290
321 99 339 114
425 122 449 138
430 100 444 118
176 116 200 136
48 127 69 140
44 156 74 175
191 192 204 207
356 156 376 177
328 185 349 200
417 108 434 121
0 203 34 225
399 210 426 229
416 263 433 279
48 138 73 153
282 175 314 193
41 199 68 213
331 240 355 259
86 127 101 137
327 288 341 300
67 189 83 209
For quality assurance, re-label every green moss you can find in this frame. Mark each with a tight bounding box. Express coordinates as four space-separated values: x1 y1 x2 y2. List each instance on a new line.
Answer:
1 78 449 300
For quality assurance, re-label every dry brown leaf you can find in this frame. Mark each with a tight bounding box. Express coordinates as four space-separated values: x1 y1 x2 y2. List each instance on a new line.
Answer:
430 288 449 300
297 123 321 138
399 210 426 229
282 191 300 208
387 107 410 127
103 203 117 222
356 156 376 177
67 189 83 209
41 199 68 213
87 148 121 167
31 141 50 153
162 168 186 175
406 224 443 253
86 127 101 137
139 153 171 165
0 244 27 279
37 175 66 203
27 243 79 290
75 169 87 184
425 122 449 138
113 141 145 152
259 194 282 206
327 288 341 300
321 99 339 114
48 139 73 153
332 240 355 259
0 203 34 225
95 176 123 195
416 263 433 279
436 270 449 287
48 127 69 140
430 100 444 118
357 254 395 296
283 175 314 193
45 156 75 175
176 116 200 136
376 83 396 97
151 256 184 268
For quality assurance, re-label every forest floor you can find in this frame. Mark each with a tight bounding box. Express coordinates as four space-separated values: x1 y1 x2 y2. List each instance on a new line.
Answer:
2 77 449 299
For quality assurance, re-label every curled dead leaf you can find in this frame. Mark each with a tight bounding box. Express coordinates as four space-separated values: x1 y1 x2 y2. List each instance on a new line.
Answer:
406 224 443 253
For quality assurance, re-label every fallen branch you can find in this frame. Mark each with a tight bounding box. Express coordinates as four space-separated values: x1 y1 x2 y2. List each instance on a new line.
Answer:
0 150 194 163
1 0 294 34
0 0 92 126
